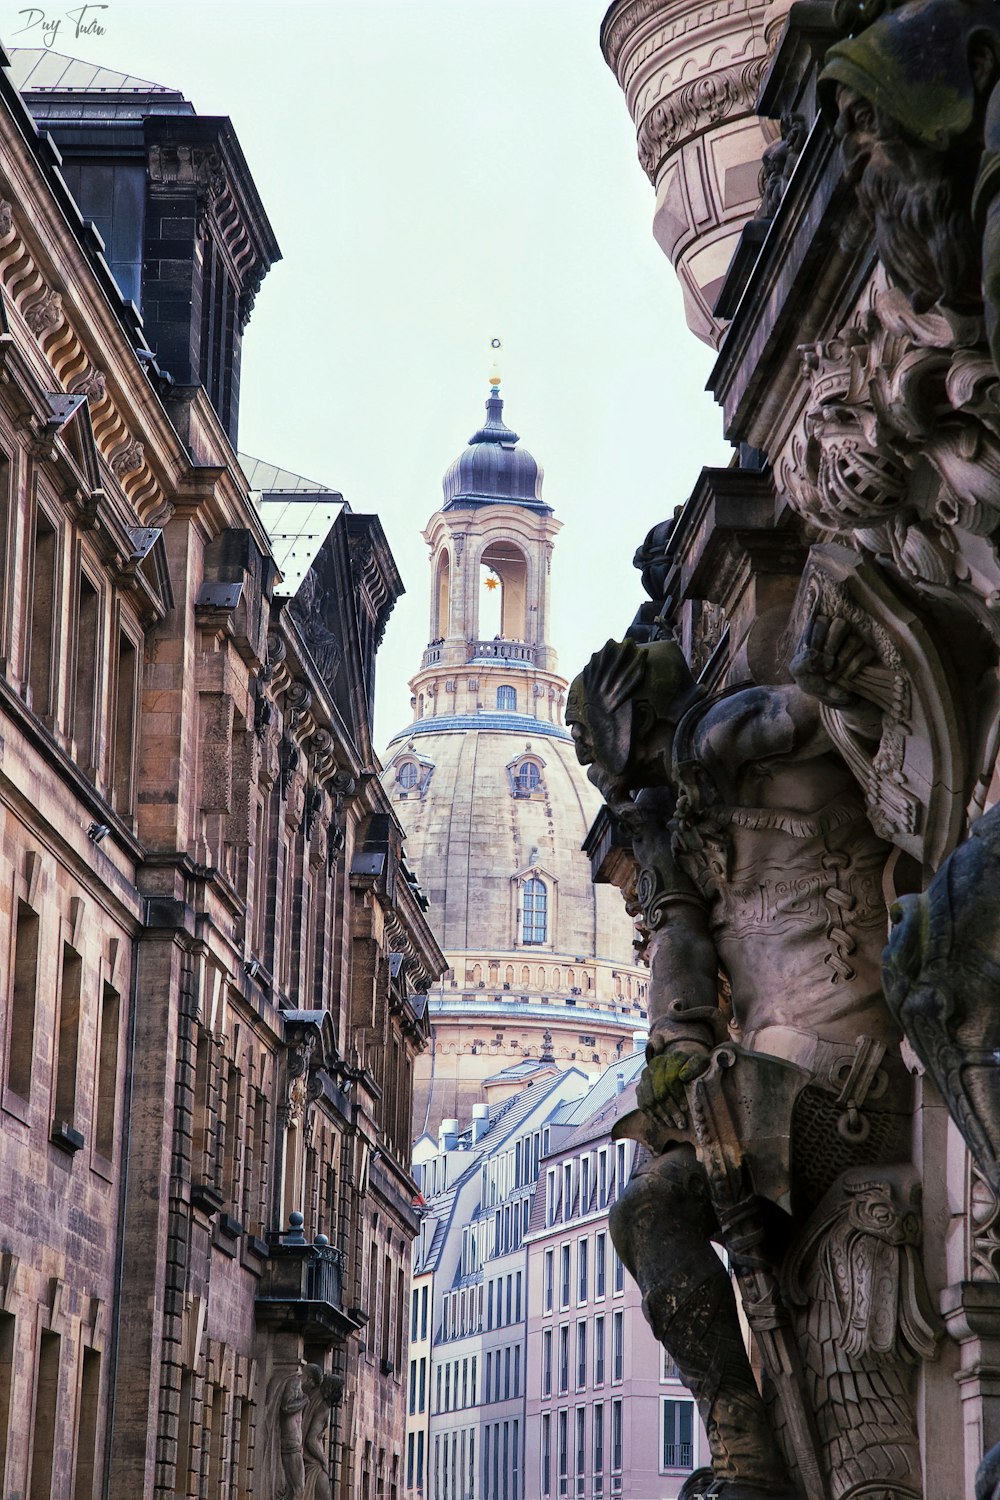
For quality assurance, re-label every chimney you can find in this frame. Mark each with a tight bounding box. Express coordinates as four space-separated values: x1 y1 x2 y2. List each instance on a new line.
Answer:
471 1103 490 1144
633 1029 649 1054
615 1072 626 1095
439 1118 459 1152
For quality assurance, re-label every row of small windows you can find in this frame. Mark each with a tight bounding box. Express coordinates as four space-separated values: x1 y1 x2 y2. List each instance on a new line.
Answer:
541 1401 623 1498
545 1144 632 1230
542 1231 626 1313
542 1310 625 1394
395 753 543 798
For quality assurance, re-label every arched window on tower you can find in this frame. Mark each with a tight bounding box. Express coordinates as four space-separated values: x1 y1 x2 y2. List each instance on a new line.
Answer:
497 685 517 712
522 878 547 946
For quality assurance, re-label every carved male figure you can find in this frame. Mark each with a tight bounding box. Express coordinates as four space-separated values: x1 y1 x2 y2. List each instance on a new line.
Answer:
567 622 931 1499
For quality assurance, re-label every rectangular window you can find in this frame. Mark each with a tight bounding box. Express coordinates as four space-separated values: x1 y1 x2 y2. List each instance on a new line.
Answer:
598 1151 608 1208
543 1329 552 1397
613 1310 624 1383
662 1399 695 1471
28 509 57 718
421 1284 428 1341
30 1329 60 1500
558 1410 568 1498
412 1288 420 1343
577 1241 588 1305
595 1314 605 1386
515 1270 522 1322
488 1281 494 1331
614 1247 625 1295
409 1360 417 1416
560 1246 570 1309
541 1414 551 1497
471 1354 477 1405
581 1156 591 1213
95 982 120 1159
575 1407 585 1496
546 1169 557 1227
611 1399 623 1475
407 1432 415 1491
544 1248 554 1312
576 1321 586 1391
72 1344 101 1494
513 1343 520 1398
0 1313 14 1488
72 573 100 770
419 1357 427 1413
562 1162 573 1221
462 1357 469 1409
436 1364 442 1414
417 1431 425 1492
595 1232 607 1299
486 1351 492 1405
111 629 138 814
512 1421 519 1500
502 1421 510 1500
494 1353 501 1403
593 1404 604 1497
558 1326 569 1394
53 943 82 1130
8 901 39 1100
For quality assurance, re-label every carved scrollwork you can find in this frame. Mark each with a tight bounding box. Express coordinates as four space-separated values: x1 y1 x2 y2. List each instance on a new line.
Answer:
24 287 63 337
636 58 768 182
780 287 1000 636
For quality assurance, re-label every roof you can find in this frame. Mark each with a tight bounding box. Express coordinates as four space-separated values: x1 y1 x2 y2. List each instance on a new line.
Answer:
239 452 345 596
416 1069 588 1274
553 1049 645 1153
442 389 550 513
388 712 572 743
7 48 191 111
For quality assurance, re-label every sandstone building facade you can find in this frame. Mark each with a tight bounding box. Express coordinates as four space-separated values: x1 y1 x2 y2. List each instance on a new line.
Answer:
382 382 648 1137
0 46 443 1500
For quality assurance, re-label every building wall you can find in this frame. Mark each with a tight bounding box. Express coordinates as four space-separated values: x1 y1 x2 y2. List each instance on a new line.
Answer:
0 55 445 1500
523 1138 705 1500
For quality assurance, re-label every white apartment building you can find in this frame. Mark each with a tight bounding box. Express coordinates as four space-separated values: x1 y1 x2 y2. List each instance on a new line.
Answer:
407 1070 590 1500
523 1058 707 1500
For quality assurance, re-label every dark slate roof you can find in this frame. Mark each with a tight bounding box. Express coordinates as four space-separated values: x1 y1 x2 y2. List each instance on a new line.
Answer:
442 390 550 512
417 1069 587 1275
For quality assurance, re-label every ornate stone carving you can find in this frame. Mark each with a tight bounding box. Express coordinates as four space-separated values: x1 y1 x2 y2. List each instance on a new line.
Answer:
70 366 107 404
759 113 808 221
0 199 13 240
110 438 144 478
779 285 1000 638
569 623 926 1499
261 1365 343 1500
822 0 1000 357
291 569 343 686
24 287 63 337
600 0 776 344
884 796 1000 1200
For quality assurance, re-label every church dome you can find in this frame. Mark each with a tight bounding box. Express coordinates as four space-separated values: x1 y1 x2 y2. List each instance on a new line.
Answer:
442 391 548 510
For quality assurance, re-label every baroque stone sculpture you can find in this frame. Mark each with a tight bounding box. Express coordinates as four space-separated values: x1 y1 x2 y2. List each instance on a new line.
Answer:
261 1364 344 1500
567 623 941 1500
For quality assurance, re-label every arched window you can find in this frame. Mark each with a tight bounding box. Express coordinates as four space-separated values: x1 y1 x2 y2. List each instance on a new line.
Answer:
515 761 540 792
497 685 517 712
397 761 419 788
522 878 547 945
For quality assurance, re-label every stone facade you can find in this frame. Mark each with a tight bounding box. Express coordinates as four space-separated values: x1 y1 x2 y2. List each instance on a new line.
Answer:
383 388 649 1137
584 1 1000 1497
0 50 444 1500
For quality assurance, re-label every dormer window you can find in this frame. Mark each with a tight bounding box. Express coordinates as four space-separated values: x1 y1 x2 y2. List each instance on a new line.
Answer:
516 762 540 793
398 761 419 789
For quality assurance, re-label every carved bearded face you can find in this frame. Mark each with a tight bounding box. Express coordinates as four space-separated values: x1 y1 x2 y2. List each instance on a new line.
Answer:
834 85 981 314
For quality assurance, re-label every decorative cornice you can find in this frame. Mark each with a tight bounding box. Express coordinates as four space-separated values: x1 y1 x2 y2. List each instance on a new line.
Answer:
636 58 767 182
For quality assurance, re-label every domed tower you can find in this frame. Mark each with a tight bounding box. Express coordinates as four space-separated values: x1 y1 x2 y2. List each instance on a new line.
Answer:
383 373 648 1136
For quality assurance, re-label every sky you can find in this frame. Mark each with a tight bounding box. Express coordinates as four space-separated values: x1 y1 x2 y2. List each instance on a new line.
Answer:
0 0 731 747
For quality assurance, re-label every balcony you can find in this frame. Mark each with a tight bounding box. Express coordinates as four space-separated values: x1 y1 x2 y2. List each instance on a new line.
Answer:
255 1213 363 1346
467 639 537 665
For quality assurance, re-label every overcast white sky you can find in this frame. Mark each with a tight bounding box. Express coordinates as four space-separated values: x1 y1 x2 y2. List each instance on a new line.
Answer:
2 0 730 746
